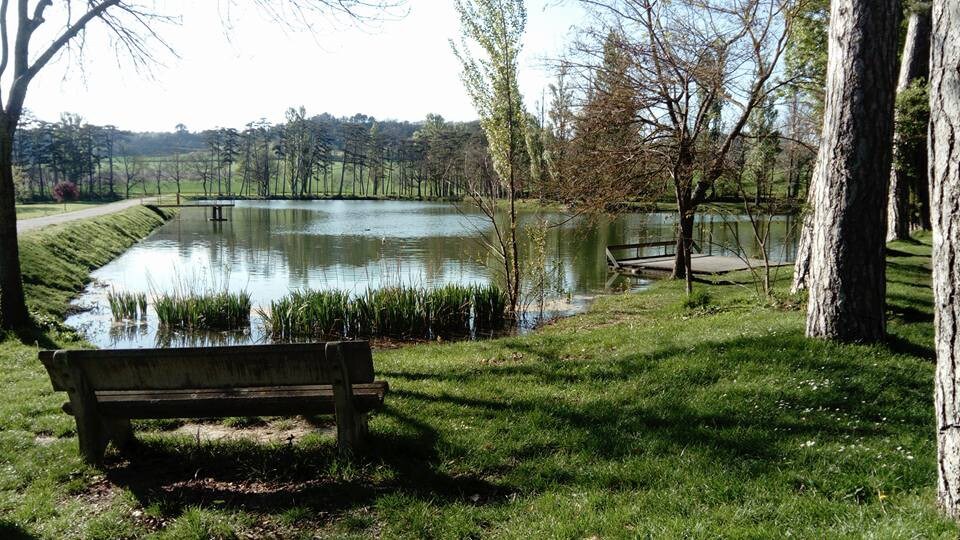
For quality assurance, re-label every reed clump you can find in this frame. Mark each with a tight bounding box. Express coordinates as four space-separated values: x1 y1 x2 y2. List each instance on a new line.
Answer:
259 290 350 340
427 284 472 337
472 284 509 331
260 283 508 340
107 290 147 321
155 291 252 330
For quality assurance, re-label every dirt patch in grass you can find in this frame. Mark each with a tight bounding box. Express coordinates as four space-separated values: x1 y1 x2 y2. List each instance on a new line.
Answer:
172 418 333 444
79 476 119 505
33 434 58 446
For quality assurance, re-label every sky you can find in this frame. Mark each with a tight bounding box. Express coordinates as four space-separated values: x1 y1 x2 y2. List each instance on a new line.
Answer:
22 0 587 133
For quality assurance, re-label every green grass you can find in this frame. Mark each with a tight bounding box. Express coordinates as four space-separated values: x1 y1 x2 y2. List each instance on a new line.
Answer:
154 291 252 331
15 202 106 220
18 205 176 321
0 219 955 536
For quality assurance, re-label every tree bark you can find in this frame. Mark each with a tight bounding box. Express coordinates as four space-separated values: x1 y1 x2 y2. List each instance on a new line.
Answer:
887 8 932 242
0 116 30 330
805 0 899 342
791 183 816 293
931 0 960 519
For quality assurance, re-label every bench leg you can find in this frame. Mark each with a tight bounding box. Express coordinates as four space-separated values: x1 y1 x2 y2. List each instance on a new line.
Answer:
335 412 368 455
74 411 109 466
105 418 136 452
350 413 369 452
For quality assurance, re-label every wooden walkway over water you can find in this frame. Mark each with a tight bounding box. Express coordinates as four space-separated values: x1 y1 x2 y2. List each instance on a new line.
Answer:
607 241 791 276
146 201 235 222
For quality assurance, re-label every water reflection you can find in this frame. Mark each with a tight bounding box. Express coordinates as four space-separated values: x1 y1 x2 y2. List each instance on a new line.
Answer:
66 200 797 348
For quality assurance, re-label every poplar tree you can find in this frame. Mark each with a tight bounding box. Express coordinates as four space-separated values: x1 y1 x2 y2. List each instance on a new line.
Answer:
451 0 528 315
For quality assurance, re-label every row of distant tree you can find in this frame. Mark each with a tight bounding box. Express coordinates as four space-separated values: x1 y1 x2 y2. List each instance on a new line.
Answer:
11 110 501 201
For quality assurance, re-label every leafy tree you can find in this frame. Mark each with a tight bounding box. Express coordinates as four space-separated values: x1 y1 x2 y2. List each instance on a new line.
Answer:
572 0 791 294
52 181 79 203
892 80 930 231
452 0 528 315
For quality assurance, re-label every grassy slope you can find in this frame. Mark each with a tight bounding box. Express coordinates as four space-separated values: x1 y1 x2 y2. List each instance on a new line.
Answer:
18 205 176 320
0 225 954 538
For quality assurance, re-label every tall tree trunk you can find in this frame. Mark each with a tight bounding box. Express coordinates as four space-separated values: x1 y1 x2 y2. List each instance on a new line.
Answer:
672 204 695 295
0 121 30 330
887 8 932 241
805 0 899 342
791 183 816 293
932 0 960 519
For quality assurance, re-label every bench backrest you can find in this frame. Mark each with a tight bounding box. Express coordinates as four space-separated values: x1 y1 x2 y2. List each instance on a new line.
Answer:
38 342 373 392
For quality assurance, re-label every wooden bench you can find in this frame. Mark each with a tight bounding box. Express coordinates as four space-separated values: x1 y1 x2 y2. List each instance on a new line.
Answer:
38 341 388 465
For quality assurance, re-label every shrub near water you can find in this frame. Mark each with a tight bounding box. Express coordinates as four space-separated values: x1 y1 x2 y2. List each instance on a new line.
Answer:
154 291 252 330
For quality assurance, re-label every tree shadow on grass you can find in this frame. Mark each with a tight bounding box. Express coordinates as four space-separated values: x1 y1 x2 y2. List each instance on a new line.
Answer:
886 246 922 257
887 303 934 324
385 330 929 483
888 278 932 290
884 332 935 361
0 520 38 540
887 261 932 278
95 326 935 526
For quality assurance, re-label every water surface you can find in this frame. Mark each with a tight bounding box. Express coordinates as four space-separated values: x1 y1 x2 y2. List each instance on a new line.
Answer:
66 200 797 348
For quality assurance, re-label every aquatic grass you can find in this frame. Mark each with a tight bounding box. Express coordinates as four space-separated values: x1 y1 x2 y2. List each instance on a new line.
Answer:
261 283 509 341
106 290 147 321
347 292 376 337
472 283 509 331
154 291 252 330
259 290 351 339
427 284 472 338
364 286 429 338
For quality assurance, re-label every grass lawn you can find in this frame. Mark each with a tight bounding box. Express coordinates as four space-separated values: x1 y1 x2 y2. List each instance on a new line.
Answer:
15 202 108 220
0 212 954 537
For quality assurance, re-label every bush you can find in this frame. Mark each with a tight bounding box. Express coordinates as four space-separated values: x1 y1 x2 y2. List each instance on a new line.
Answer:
51 181 79 203
682 290 712 310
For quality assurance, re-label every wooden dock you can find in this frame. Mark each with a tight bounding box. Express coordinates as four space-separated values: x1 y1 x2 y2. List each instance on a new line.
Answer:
607 241 791 276
147 201 235 222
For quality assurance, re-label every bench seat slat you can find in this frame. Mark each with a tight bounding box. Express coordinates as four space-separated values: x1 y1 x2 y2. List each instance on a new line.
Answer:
39 342 375 391
87 382 388 419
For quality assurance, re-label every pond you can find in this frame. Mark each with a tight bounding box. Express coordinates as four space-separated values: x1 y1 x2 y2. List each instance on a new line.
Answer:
66 200 800 348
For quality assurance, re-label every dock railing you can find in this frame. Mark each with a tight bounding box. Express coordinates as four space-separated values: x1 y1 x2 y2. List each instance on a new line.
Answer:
606 239 701 269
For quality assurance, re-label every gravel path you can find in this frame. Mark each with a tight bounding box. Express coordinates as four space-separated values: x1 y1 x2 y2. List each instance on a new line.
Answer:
16 198 157 235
